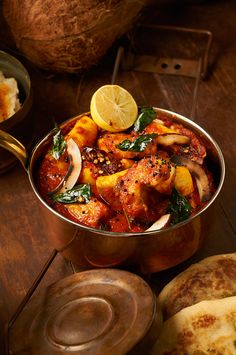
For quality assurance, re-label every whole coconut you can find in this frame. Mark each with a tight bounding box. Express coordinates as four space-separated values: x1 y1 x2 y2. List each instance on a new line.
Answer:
3 0 147 73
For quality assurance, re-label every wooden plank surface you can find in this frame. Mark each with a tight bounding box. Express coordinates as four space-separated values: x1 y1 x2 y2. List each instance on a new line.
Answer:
0 1 236 353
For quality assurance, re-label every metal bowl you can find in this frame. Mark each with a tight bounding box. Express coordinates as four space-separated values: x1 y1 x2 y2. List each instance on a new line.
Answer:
31 109 225 274
0 50 33 173
0 108 225 274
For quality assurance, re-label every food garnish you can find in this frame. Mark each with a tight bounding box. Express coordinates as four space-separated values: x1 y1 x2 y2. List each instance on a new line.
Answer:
59 138 82 193
82 146 122 175
116 133 157 152
167 188 193 225
50 127 66 160
133 107 156 132
52 184 91 204
47 137 82 195
90 84 138 132
146 214 171 231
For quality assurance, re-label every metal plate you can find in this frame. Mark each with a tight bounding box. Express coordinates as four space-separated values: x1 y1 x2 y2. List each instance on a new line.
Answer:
10 269 158 354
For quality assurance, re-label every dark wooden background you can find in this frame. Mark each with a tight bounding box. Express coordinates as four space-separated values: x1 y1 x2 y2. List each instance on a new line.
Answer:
1 0 236 353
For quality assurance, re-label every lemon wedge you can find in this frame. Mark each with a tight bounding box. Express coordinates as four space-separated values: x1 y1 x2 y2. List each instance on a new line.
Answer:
90 85 138 132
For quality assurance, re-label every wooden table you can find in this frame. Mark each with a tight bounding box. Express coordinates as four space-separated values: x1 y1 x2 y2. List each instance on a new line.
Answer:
1 1 236 353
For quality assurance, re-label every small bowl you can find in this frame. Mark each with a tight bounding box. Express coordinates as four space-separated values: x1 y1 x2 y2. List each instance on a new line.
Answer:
0 50 33 173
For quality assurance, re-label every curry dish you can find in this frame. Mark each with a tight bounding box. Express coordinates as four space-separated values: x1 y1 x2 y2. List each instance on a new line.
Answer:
36 108 214 232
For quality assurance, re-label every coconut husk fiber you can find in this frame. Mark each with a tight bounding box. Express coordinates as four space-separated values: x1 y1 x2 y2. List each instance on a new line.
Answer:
3 0 148 73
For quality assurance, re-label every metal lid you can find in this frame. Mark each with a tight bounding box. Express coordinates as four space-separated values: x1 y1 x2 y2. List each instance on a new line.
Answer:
10 269 158 354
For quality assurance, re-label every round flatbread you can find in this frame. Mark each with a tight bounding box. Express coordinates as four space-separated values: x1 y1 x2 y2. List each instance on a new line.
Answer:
151 296 236 354
158 253 236 320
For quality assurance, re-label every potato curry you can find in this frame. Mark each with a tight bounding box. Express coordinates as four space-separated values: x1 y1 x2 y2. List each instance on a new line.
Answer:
36 108 214 233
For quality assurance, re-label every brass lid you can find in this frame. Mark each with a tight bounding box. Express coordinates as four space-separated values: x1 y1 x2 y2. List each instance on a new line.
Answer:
10 269 157 354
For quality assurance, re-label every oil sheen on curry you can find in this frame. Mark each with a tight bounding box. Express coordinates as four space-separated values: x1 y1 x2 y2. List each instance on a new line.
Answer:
36 108 214 233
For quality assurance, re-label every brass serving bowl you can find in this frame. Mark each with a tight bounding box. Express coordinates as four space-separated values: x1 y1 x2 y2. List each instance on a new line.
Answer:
0 108 225 274
0 50 33 173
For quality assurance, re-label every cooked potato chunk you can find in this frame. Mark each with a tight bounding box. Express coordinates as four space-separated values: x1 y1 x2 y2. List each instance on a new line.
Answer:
120 158 135 169
96 170 128 193
66 116 97 148
174 166 194 196
144 121 177 135
66 198 110 228
96 170 128 208
79 164 97 185
98 133 138 159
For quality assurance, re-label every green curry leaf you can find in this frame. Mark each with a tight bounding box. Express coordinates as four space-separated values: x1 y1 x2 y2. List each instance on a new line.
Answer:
167 188 192 225
52 184 91 204
50 127 66 160
116 133 157 152
133 107 156 132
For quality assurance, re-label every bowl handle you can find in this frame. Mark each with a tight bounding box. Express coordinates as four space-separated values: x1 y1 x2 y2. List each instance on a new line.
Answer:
0 129 28 171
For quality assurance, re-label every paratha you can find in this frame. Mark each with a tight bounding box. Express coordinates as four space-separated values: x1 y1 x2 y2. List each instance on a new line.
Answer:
158 253 236 320
151 296 236 355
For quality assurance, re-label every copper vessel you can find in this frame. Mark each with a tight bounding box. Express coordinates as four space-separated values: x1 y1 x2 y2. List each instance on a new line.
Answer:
0 108 225 274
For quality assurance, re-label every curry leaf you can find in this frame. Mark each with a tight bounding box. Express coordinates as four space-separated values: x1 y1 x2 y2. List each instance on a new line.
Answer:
167 188 192 225
133 107 156 132
116 133 157 152
50 128 66 160
52 184 91 204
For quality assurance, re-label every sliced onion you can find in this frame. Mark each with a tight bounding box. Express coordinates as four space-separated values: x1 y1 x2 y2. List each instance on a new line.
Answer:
47 162 73 196
146 214 171 232
171 155 211 202
156 133 190 146
59 138 82 193
154 118 164 125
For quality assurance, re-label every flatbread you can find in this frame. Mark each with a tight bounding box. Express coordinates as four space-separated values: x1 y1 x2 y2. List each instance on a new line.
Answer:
158 253 236 320
151 296 236 354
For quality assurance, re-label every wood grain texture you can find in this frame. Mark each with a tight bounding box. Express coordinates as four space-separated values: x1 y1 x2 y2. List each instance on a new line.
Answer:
1 1 236 353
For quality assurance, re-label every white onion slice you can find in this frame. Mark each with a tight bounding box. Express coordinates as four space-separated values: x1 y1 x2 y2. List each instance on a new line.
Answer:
59 138 82 193
154 118 164 125
156 133 190 146
146 214 171 232
171 155 211 202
